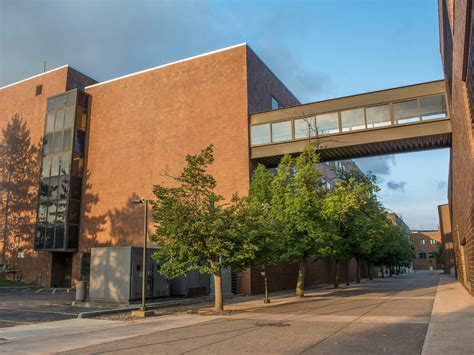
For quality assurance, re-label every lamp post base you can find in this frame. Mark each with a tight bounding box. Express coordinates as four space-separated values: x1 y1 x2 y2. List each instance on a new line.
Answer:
132 309 154 318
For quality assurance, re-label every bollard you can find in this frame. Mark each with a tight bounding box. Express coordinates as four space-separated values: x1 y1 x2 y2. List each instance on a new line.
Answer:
75 281 86 302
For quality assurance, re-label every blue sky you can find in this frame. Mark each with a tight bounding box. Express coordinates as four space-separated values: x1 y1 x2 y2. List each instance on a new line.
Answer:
1 0 448 229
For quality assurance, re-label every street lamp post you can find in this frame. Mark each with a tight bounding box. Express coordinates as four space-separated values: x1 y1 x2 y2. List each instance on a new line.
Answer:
131 197 149 315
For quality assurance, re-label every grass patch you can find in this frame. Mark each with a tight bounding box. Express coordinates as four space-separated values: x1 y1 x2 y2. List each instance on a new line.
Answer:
0 278 36 287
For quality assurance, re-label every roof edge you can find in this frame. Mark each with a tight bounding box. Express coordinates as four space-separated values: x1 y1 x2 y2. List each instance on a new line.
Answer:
0 65 69 90
85 42 248 89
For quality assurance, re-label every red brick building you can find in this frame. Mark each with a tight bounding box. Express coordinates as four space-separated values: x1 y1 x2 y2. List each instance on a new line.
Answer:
439 0 474 295
0 44 379 293
411 230 443 270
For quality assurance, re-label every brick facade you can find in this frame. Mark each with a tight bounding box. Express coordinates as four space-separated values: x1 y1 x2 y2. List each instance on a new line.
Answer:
2 44 376 293
438 203 456 273
0 66 95 286
439 0 474 295
410 231 443 270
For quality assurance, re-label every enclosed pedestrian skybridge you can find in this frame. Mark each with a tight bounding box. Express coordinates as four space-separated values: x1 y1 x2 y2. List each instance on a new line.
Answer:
250 80 451 165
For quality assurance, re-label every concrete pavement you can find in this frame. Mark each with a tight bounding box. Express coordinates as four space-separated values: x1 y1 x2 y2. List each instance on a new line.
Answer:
1 271 473 354
422 274 474 354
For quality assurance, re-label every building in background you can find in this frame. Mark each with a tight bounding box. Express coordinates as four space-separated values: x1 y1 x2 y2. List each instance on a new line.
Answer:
386 212 411 237
438 0 474 294
411 230 443 270
438 203 456 274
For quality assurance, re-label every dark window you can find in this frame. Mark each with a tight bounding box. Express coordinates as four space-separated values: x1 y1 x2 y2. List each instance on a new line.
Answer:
429 252 436 259
418 252 427 259
68 200 81 224
54 225 65 249
35 226 45 249
35 85 43 96
70 177 82 200
67 225 79 249
45 226 54 249
74 130 86 153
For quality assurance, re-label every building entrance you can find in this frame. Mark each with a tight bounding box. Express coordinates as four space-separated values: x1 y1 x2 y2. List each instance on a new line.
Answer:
51 252 73 288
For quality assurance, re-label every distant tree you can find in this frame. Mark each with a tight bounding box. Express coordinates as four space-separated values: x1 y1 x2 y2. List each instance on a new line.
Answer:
0 115 40 266
322 167 374 288
150 145 256 312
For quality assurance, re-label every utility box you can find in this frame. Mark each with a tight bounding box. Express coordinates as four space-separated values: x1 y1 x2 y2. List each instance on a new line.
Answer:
89 247 170 303
170 270 210 296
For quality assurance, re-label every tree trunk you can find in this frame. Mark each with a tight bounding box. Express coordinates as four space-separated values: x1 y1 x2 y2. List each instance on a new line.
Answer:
395 265 399 275
213 271 223 312
345 260 350 286
389 265 393 277
334 260 340 288
356 258 361 283
295 256 306 297
2 178 11 264
367 260 373 280
381 265 385 278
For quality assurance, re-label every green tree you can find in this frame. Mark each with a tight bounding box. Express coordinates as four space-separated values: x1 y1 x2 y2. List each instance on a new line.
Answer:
271 145 328 297
322 167 374 288
244 164 281 302
150 145 256 312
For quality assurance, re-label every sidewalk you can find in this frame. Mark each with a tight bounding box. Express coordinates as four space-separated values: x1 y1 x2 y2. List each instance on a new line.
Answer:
422 274 474 354
0 314 220 353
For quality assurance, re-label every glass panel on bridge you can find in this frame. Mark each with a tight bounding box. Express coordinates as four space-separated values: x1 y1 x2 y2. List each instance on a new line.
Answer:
393 99 420 124
294 117 316 139
271 121 292 142
251 124 271 145
419 95 447 120
366 104 391 128
341 108 366 132
316 112 339 134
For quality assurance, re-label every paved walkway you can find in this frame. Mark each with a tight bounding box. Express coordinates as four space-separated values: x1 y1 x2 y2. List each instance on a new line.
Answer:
422 274 474 354
0 272 472 354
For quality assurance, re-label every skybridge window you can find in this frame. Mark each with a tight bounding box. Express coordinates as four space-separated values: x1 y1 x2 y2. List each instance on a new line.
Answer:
272 121 292 142
341 108 365 132
419 95 447 120
294 117 316 139
366 104 391 128
251 124 271 145
394 99 420 124
316 112 339 135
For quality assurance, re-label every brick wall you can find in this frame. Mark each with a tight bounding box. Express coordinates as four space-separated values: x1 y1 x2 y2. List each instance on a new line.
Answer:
1 66 97 286
411 231 443 270
0 67 69 285
439 0 474 295
79 44 252 285
438 204 456 273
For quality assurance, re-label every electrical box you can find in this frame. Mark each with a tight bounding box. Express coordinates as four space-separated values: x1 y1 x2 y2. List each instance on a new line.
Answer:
89 246 170 303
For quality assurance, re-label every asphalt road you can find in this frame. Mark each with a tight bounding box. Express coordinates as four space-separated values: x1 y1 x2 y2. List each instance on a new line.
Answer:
64 272 441 354
0 287 94 328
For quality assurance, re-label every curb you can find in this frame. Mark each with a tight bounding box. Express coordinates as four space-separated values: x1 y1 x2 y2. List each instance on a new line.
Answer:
77 294 237 319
